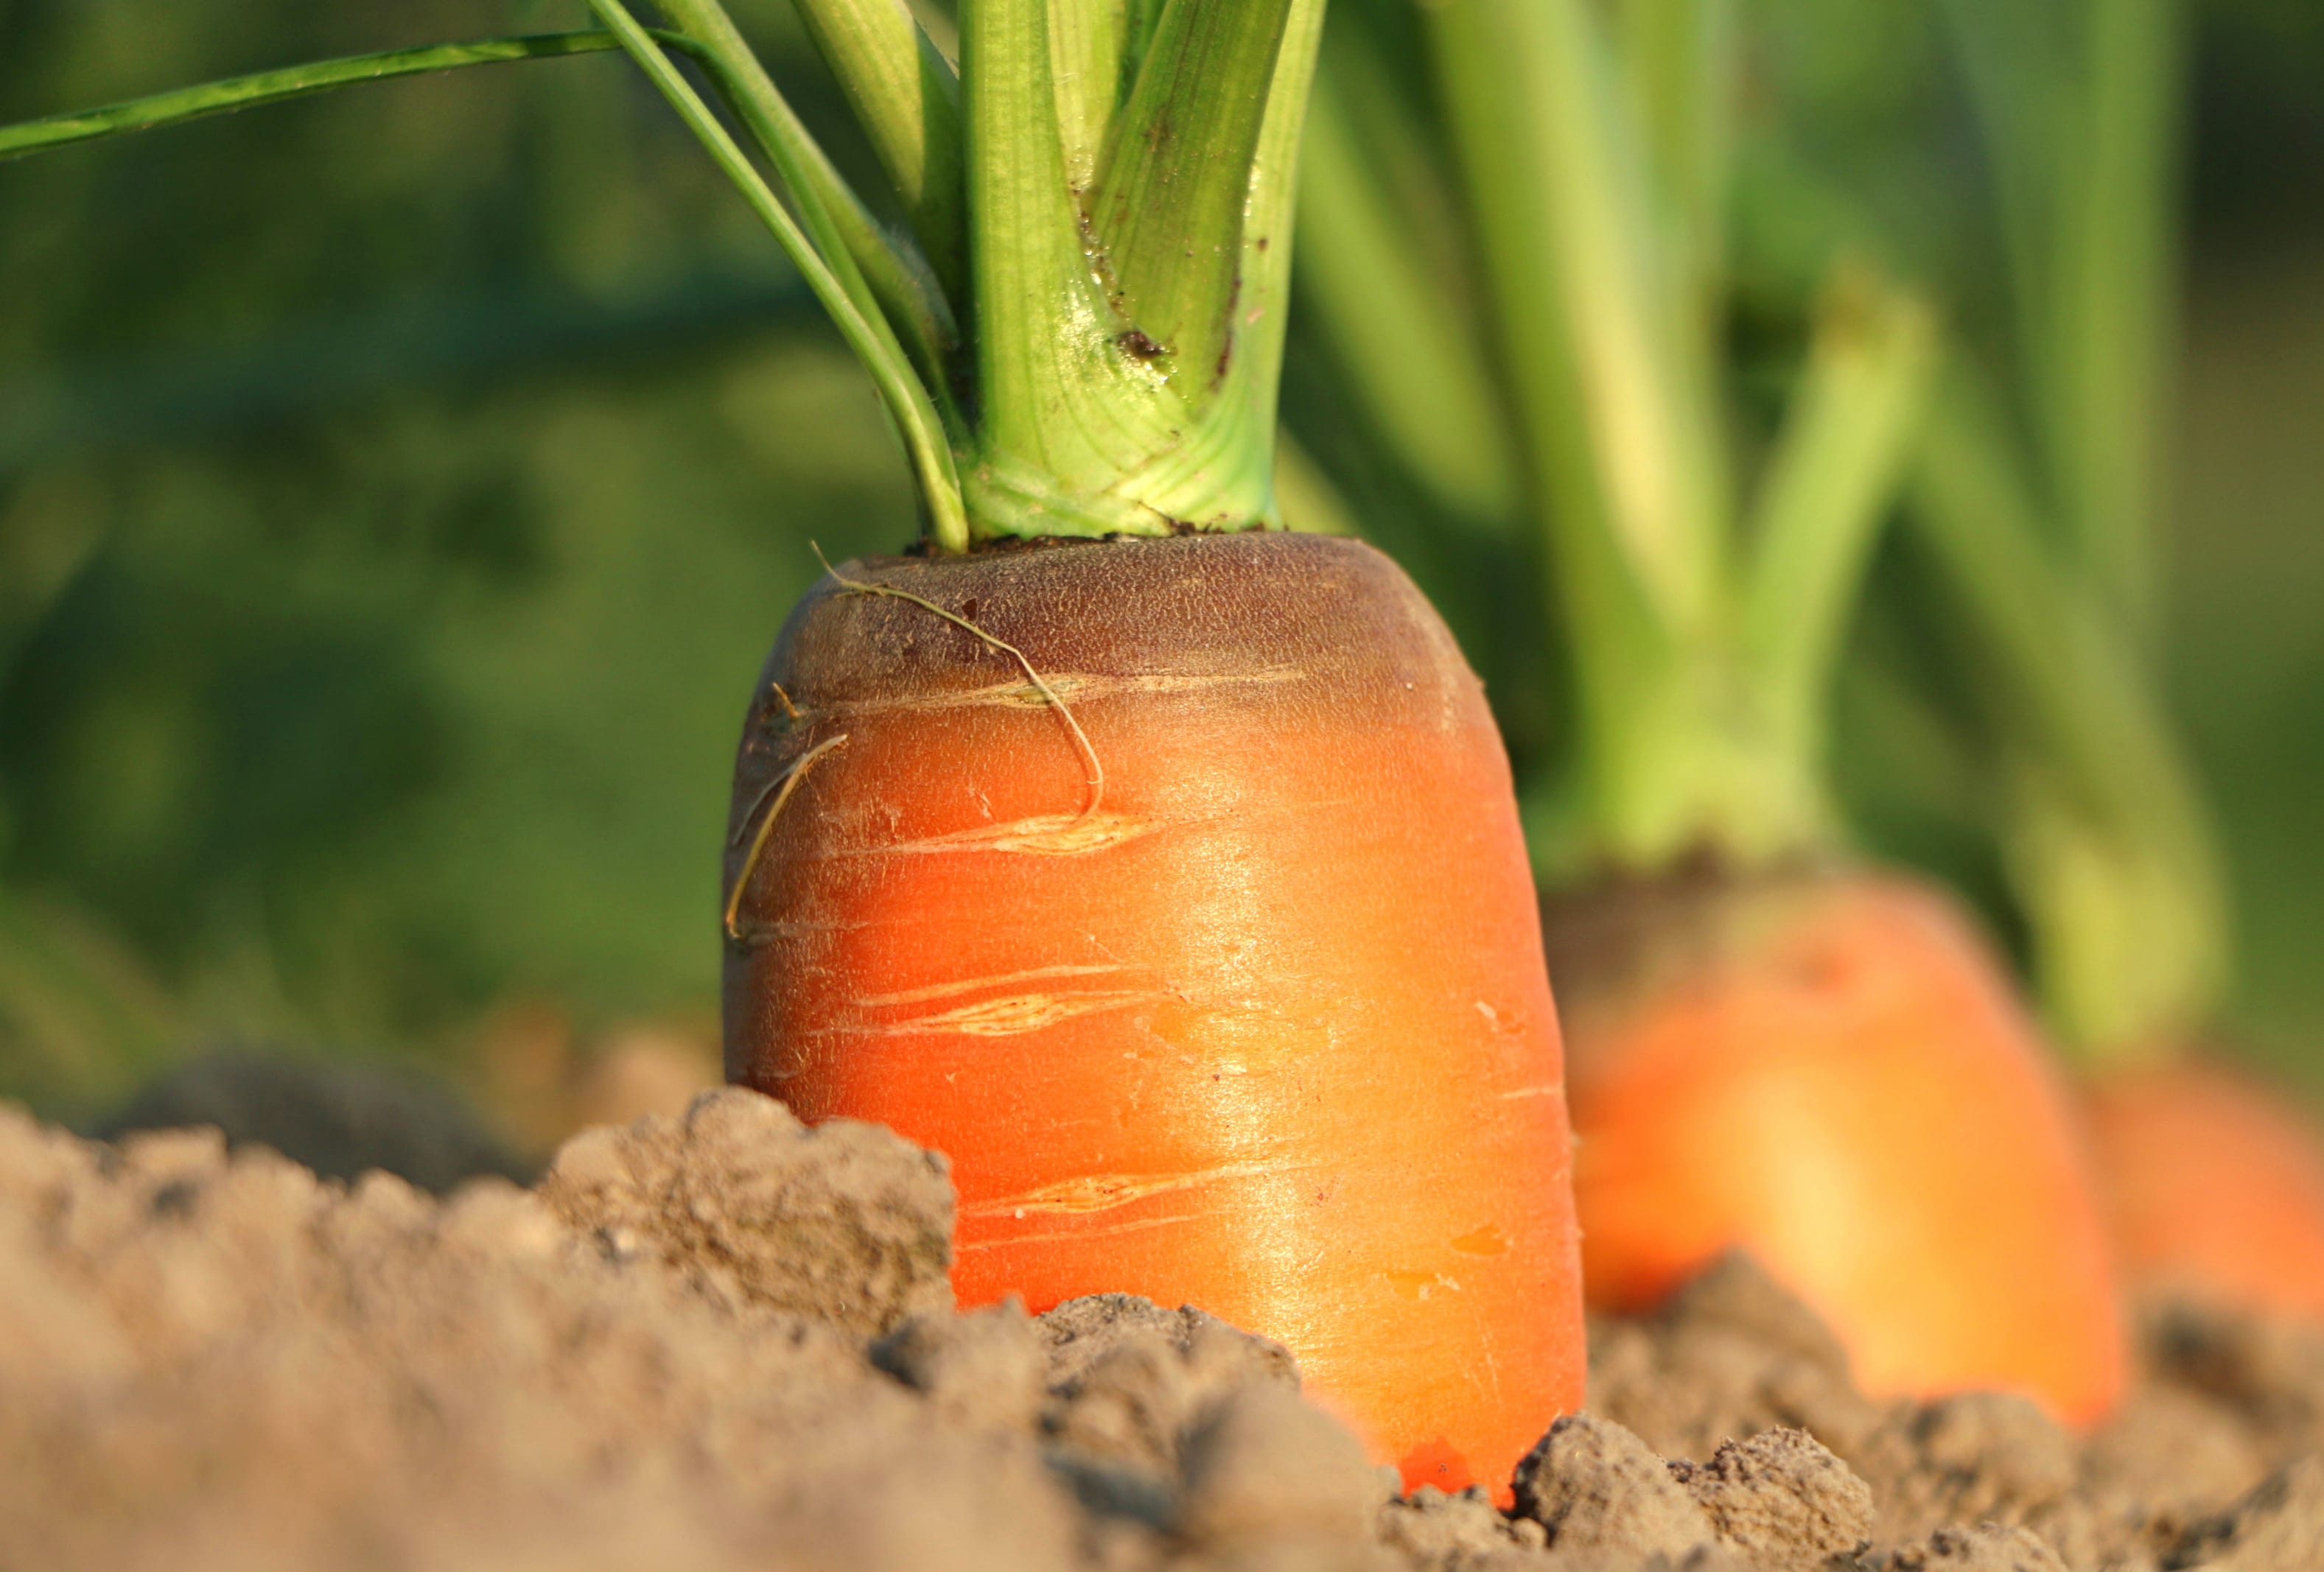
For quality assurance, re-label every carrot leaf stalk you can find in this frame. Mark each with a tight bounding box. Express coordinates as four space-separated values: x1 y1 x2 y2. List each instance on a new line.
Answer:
1911 368 2227 1064
776 0 967 301
1392 0 1932 872
1941 0 2183 641
0 32 652 161
1741 266 1937 793
965 0 1322 540
0 0 1328 553
1908 0 2222 1062
587 0 970 553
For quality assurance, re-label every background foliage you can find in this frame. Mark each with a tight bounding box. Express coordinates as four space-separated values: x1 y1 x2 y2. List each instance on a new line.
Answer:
1 0 2320 1129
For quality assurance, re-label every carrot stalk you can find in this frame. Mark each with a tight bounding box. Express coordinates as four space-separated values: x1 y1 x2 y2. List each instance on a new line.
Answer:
774 0 966 299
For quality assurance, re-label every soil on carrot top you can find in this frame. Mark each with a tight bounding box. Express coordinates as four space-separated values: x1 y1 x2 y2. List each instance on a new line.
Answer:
3 1085 2320 1571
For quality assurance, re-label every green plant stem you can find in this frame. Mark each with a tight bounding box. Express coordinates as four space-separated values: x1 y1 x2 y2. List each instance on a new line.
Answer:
654 0 961 401
1931 1 2213 1057
1942 0 2183 639
0 32 651 161
1295 60 1521 530
783 0 967 299
1911 366 2227 1059
1435 0 1826 871
1121 0 1326 529
1615 0 1733 370
2045 0 2180 639
1741 264 1936 782
962 0 1171 532
1050 0 1126 190
587 0 968 551
1432 0 1727 642
1091 0 1296 385
961 0 1320 541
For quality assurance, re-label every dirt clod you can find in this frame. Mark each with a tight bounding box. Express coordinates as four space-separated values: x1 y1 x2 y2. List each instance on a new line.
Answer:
1177 1385 1386 1546
2166 1456 2324 1571
1513 1413 1715 1562
1670 1427 1874 1562
539 1086 954 1336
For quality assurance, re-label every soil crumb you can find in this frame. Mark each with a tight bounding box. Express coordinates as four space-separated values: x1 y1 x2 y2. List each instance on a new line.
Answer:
2 1095 2320 1571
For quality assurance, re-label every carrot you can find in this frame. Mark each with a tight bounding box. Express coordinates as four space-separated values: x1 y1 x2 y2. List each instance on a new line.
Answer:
0 0 1589 1493
726 533 1583 1492
1546 870 2125 1422
1890 4 2324 1326
2085 1061 2324 1322
1298 0 2126 1422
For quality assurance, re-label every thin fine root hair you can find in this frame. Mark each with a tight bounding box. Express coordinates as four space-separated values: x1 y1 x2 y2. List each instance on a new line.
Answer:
724 732 849 941
811 544 1106 823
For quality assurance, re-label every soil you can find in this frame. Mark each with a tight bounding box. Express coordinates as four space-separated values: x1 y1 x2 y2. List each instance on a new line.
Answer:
3 1086 2319 1571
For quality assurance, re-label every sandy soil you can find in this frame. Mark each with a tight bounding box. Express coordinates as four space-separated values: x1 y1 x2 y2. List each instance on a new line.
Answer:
2 1087 2317 1571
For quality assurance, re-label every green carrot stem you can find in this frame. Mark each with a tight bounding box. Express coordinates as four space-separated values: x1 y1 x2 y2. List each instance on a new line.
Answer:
587 0 969 552
1910 366 2227 1058
1434 0 1842 870
1740 264 1937 783
1090 0 1296 388
1941 0 2183 639
1613 0 1735 372
781 0 967 299
0 32 654 162
961 0 1161 513
960 0 1322 540
654 0 962 407
1294 59 1522 530
2042 0 2182 639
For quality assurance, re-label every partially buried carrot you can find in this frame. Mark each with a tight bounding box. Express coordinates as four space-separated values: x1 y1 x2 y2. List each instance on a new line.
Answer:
638 0 1587 1500
724 533 1583 1494
1298 0 2125 1422
2085 1061 2324 1322
1545 869 2124 1424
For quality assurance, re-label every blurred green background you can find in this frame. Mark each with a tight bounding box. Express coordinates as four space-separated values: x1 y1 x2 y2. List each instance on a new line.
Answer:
1 0 2320 1140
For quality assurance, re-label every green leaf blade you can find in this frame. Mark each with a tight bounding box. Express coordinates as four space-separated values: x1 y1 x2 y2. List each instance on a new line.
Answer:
0 32 629 162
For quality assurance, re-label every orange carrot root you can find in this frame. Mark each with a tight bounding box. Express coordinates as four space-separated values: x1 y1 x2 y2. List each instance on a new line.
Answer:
1546 868 2127 1426
724 533 1586 1498
2088 1059 2324 1324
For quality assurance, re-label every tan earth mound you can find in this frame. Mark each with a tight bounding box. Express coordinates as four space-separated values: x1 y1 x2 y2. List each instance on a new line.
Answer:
1 1087 2318 1571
